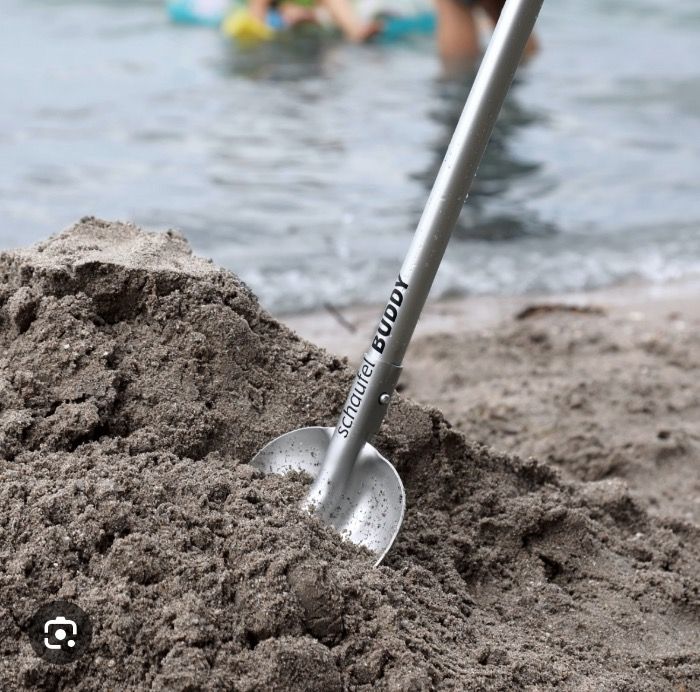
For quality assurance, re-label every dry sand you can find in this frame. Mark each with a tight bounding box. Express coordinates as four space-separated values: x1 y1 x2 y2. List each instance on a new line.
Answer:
1 219 698 690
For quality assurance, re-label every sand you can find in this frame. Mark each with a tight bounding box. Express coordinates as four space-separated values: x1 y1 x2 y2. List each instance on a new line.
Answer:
290 286 700 525
1 219 698 690
405 303 700 525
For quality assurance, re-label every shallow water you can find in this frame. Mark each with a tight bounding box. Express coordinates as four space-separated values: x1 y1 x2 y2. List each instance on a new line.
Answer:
1 0 699 312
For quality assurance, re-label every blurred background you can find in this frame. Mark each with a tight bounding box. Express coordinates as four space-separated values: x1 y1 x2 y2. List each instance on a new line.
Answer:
1 0 699 313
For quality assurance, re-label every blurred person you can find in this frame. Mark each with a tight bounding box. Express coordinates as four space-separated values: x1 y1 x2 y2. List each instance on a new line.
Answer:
248 0 381 41
435 0 539 64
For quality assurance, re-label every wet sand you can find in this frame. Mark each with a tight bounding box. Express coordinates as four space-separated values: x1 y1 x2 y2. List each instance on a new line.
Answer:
1 220 698 690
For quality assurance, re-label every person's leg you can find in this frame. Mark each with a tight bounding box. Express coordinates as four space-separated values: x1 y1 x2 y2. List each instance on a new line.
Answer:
319 0 381 41
434 0 480 65
249 0 270 21
478 0 539 56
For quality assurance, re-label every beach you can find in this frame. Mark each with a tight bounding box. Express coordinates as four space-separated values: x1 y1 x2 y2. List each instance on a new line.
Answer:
1 220 698 689
3 0 699 685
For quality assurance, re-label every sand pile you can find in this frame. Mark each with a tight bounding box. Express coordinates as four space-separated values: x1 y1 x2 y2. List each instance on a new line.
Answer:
1 219 698 690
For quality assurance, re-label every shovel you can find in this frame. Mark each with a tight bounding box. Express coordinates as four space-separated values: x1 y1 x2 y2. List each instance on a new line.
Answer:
251 0 544 564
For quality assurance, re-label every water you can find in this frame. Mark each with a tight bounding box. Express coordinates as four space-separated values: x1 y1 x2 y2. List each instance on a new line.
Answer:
1 0 699 313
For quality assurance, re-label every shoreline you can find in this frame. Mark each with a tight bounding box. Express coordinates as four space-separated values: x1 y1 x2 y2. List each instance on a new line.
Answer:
283 275 700 361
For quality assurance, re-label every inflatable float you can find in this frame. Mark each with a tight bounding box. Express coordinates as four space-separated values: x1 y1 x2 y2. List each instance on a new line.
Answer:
166 0 436 41
167 0 230 26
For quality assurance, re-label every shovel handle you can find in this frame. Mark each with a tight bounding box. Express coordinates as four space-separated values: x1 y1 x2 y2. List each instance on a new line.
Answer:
308 0 544 509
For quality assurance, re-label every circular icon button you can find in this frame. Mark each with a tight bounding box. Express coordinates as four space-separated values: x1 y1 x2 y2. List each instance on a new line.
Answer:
27 600 92 665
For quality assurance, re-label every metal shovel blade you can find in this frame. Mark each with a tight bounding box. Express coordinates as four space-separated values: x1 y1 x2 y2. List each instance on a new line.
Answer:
250 426 405 565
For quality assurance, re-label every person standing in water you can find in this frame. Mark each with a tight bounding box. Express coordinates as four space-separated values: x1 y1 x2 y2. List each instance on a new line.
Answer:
435 0 539 64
